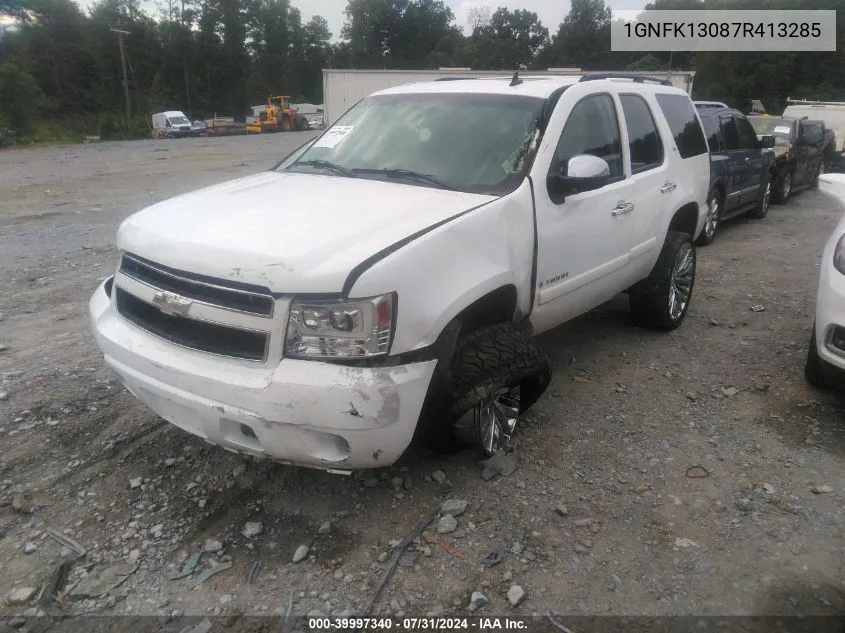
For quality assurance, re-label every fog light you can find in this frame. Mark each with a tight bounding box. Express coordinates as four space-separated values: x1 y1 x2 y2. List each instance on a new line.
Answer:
827 325 845 355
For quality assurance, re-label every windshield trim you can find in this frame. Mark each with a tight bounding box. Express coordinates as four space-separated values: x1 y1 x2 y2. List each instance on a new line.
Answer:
283 92 548 196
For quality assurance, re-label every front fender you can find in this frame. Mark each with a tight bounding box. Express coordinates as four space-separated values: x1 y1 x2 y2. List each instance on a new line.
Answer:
347 181 536 355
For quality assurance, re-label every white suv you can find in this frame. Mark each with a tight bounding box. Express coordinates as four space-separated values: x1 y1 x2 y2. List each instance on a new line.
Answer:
89 74 710 472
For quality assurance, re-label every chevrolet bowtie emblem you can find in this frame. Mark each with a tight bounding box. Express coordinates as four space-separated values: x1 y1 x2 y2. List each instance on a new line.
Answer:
152 290 193 317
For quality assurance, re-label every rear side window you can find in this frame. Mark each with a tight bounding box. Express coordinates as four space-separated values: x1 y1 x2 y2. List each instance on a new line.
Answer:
720 115 740 150
699 114 721 152
735 116 758 149
620 94 663 173
655 94 708 159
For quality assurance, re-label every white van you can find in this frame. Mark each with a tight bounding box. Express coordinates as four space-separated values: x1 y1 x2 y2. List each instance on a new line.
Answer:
151 110 196 139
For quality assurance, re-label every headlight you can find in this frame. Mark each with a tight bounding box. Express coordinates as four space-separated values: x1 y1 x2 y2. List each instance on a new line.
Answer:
285 293 395 360
834 234 845 276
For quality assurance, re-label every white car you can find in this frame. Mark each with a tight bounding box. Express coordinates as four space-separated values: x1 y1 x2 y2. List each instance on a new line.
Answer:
89 74 710 473
806 172 845 389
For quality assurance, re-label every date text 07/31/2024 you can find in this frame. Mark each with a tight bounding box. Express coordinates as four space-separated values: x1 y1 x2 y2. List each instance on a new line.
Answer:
307 617 529 630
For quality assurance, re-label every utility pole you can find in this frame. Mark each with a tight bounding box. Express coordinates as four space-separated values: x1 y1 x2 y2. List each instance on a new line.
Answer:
111 28 131 127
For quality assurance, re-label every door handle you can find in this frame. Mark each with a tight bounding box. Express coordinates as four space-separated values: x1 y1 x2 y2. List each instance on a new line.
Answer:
611 201 635 216
659 181 677 193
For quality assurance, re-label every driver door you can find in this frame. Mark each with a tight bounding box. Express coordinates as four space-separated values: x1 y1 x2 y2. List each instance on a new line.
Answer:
530 89 637 331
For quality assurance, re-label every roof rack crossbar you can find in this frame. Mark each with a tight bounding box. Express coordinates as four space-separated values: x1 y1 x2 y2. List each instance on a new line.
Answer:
578 73 671 86
435 77 476 81
786 97 845 106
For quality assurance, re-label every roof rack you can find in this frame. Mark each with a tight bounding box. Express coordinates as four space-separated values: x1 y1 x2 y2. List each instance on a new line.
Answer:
578 73 671 86
786 97 845 106
435 77 476 81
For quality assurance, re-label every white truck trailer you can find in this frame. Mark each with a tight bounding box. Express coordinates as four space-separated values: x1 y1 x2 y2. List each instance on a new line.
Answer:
321 68 696 126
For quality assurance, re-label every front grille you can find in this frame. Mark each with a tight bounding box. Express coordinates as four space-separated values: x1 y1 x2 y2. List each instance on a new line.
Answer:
120 253 274 316
116 288 268 361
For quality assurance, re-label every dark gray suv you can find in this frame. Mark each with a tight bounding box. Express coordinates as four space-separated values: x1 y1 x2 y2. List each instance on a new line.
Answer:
693 101 776 246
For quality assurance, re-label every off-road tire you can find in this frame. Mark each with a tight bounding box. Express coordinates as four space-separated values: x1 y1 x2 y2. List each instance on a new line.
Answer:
420 322 551 455
805 325 826 388
629 231 695 331
746 175 772 219
695 188 721 246
295 115 309 131
773 169 793 204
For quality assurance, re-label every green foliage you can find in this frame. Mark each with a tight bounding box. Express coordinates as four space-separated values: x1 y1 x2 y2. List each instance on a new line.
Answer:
0 62 43 138
2 0 845 146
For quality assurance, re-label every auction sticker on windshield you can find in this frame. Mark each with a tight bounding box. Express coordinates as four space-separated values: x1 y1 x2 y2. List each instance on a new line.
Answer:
774 126 791 134
314 126 355 148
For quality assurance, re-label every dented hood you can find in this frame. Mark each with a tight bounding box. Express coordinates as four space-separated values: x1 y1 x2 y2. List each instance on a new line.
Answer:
117 171 495 293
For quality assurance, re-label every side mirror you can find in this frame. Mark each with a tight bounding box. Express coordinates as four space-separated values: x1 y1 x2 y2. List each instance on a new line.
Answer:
760 135 776 149
547 154 611 201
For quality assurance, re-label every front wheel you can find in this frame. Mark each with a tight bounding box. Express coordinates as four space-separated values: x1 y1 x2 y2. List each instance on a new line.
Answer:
421 323 551 456
746 175 772 219
695 189 721 246
805 325 826 388
811 162 822 188
629 231 696 331
773 169 792 204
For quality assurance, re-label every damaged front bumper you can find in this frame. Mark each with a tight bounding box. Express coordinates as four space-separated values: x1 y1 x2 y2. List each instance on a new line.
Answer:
88 279 437 471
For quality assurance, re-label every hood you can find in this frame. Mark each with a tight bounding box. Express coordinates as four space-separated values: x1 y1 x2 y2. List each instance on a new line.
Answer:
819 173 845 203
117 171 495 293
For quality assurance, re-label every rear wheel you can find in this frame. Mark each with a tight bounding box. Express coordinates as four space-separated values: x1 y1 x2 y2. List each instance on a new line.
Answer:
746 175 772 219
629 231 695 331
695 189 721 246
421 323 551 456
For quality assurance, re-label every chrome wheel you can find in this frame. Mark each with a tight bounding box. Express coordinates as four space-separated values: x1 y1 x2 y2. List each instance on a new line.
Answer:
704 195 719 239
668 242 694 322
761 179 771 214
781 172 792 200
474 386 520 456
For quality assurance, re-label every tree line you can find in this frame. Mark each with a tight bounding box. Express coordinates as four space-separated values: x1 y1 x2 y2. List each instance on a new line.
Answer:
1 0 845 142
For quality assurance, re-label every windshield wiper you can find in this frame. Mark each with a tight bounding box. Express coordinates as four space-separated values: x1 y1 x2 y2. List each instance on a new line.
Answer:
288 160 357 178
351 168 455 190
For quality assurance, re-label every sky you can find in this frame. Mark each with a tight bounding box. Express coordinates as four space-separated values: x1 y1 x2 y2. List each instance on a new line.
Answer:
70 0 650 40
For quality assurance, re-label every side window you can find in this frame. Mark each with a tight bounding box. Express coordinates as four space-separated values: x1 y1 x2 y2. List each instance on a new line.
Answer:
700 114 721 151
620 94 663 173
735 116 758 149
720 115 740 150
655 94 708 159
552 93 623 181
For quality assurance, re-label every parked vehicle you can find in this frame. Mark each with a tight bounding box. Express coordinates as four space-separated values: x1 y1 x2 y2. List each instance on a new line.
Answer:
246 96 309 134
151 111 198 139
783 99 845 171
805 173 845 390
191 120 206 136
89 74 710 472
748 114 825 202
693 101 776 246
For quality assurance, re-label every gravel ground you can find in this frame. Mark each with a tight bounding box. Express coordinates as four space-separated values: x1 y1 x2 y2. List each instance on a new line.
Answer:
2 135 845 628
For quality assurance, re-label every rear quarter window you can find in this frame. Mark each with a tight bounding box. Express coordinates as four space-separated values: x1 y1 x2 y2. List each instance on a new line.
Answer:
699 114 721 152
656 94 708 159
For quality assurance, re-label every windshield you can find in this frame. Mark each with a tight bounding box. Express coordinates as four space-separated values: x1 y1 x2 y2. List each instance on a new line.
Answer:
749 116 793 140
168 116 190 126
283 92 546 195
